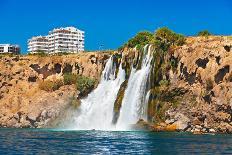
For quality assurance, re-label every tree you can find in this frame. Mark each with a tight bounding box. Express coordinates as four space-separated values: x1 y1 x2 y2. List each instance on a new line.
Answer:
118 27 185 51
154 27 185 51
123 31 153 49
197 30 211 37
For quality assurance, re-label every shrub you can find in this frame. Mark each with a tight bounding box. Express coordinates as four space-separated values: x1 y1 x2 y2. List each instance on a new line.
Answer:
39 79 63 92
76 75 95 95
154 27 185 51
197 30 211 37
118 27 185 51
63 73 78 85
63 73 96 96
120 31 154 49
159 79 169 86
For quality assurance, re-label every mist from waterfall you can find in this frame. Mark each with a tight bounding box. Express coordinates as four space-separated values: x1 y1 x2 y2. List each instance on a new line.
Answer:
116 45 152 130
70 56 125 130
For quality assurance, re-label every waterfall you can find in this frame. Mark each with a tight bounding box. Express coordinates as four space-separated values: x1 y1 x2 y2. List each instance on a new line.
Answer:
70 56 125 130
116 45 153 130
62 45 153 131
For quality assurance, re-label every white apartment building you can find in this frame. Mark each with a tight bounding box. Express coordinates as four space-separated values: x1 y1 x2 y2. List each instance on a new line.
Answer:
48 27 84 53
0 44 20 54
28 36 49 53
28 27 84 54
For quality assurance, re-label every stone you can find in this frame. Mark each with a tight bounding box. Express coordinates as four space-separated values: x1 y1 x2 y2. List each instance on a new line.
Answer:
172 113 190 130
209 128 216 133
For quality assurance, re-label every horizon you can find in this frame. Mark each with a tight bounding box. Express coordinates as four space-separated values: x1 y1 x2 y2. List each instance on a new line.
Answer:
0 0 232 54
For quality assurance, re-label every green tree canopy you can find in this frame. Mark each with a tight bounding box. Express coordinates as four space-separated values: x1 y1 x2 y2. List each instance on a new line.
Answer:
125 31 154 48
197 30 211 37
154 27 185 51
119 27 185 51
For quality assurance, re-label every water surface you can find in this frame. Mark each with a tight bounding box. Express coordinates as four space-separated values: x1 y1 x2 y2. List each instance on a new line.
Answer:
0 129 231 154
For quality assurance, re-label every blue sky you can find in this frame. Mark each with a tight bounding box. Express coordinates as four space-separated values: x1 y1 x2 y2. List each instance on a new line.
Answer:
0 0 232 53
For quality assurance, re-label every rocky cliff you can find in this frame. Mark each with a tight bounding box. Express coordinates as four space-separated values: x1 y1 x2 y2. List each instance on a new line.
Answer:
120 36 232 133
165 36 232 133
0 36 231 133
0 52 111 128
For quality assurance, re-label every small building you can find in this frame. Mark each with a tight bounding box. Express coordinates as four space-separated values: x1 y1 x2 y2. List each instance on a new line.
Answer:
28 36 49 54
28 26 85 54
0 44 20 54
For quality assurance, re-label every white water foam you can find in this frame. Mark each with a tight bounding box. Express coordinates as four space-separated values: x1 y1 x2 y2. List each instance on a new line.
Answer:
71 56 125 130
116 45 152 130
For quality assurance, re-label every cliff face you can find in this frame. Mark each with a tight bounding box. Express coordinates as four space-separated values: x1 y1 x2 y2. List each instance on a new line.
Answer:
110 36 231 133
0 52 111 128
166 36 232 133
131 36 232 133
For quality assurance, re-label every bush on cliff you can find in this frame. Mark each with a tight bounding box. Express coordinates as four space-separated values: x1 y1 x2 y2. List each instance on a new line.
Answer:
119 31 154 50
39 79 63 92
197 30 211 37
154 27 185 51
63 73 78 85
63 73 96 95
76 75 95 96
119 27 185 51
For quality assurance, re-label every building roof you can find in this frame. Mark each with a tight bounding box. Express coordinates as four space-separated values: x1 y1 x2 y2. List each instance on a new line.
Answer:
49 26 84 34
28 36 48 42
0 44 20 47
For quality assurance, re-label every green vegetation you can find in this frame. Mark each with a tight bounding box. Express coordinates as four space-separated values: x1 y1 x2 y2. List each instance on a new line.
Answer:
197 30 211 37
159 79 169 86
63 73 78 85
0 53 16 58
28 51 48 57
38 79 63 92
56 52 70 55
119 27 185 52
39 73 95 96
63 73 96 96
76 75 96 96
154 27 185 51
28 51 77 56
112 80 128 124
119 31 154 50
148 87 186 123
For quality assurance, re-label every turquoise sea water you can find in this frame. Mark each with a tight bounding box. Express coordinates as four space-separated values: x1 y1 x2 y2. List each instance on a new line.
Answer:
0 129 231 154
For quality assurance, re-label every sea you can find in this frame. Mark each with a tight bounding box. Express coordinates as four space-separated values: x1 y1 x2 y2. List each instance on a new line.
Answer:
0 128 231 154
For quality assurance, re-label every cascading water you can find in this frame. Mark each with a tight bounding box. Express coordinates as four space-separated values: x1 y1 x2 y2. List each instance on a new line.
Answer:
116 45 153 130
62 45 153 131
70 56 125 130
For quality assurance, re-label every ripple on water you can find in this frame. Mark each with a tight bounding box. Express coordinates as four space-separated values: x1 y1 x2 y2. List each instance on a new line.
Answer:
0 129 232 154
